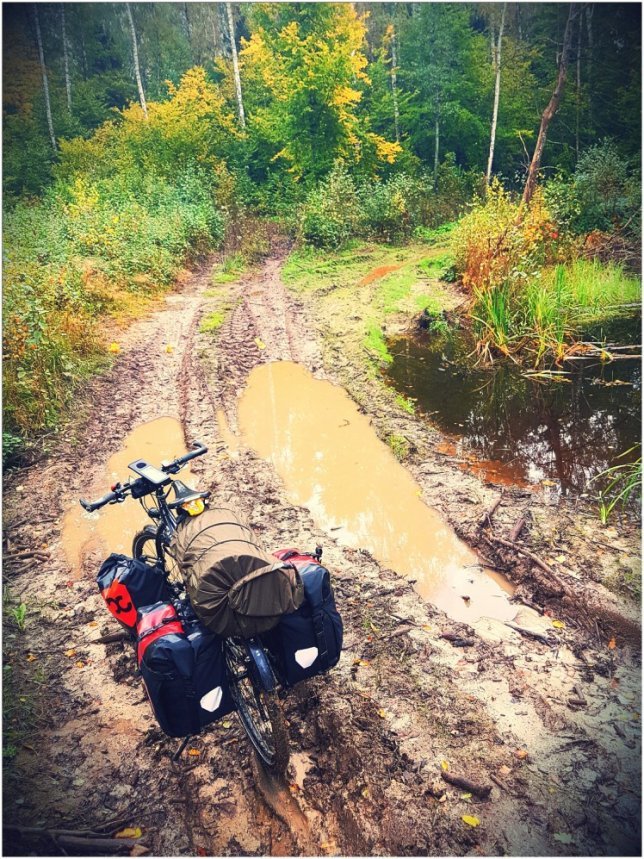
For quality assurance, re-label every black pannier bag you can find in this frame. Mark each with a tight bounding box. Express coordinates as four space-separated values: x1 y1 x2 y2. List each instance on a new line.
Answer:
136 601 235 738
264 551 343 687
97 553 172 632
172 507 304 639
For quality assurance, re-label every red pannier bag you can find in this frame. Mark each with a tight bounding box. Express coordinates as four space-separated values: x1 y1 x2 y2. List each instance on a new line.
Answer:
97 553 172 632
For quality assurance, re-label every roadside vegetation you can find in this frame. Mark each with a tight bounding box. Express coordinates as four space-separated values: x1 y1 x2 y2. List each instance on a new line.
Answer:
3 2 641 482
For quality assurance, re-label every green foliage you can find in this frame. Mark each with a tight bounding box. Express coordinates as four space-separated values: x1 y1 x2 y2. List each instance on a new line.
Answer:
395 393 415 415
299 164 360 249
387 433 411 460
591 447 642 524
364 324 393 364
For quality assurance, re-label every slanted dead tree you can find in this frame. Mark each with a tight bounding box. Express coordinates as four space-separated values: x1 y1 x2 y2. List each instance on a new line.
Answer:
126 2 147 118
226 2 246 129
486 3 506 186
522 3 578 206
33 4 57 151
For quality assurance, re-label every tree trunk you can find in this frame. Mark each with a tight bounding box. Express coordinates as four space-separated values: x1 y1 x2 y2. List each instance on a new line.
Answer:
33 4 56 151
390 25 400 144
61 5 72 113
575 9 582 160
126 2 147 118
433 114 440 189
486 3 506 186
585 5 593 126
182 3 194 62
226 2 245 129
522 3 577 207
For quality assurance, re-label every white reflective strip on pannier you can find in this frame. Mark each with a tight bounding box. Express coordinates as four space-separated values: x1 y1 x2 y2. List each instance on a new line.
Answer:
200 686 223 712
294 647 318 669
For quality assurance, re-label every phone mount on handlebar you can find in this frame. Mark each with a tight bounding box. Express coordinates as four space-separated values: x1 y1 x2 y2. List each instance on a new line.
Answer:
128 459 170 486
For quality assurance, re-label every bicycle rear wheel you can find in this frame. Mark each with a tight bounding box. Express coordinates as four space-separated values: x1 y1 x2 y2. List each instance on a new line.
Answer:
225 640 289 776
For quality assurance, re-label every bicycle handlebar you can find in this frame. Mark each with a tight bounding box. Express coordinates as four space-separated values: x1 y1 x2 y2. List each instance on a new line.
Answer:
79 440 208 511
162 441 208 473
80 488 125 513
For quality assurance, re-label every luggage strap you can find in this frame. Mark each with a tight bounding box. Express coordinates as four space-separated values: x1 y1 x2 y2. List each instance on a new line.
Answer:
312 610 329 666
137 615 183 643
229 562 292 595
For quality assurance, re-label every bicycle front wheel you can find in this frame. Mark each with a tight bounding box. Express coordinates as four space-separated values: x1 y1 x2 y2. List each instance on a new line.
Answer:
225 640 289 776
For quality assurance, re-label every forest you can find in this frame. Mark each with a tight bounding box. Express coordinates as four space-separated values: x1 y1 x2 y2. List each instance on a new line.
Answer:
3 4 642 857
3 2 641 445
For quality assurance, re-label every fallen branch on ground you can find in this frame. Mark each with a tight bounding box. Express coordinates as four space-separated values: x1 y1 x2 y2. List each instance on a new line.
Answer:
478 495 503 529
440 770 492 798
488 535 568 593
504 621 554 646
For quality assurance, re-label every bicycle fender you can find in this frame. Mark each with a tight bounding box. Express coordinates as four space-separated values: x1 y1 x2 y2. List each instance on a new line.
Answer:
246 639 277 692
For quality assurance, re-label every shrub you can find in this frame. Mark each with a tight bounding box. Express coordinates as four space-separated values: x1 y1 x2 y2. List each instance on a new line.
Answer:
299 163 360 248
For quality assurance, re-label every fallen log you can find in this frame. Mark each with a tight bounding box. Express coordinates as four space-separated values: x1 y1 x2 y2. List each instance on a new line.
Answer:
489 773 510 792
55 835 139 853
440 770 492 799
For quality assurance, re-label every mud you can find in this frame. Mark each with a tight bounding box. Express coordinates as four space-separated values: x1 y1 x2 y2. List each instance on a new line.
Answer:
238 360 514 624
3 246 641 857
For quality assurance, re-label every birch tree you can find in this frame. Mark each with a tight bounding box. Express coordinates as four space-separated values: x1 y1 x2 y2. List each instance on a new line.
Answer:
126 2 147 118
485 3 506 186
33 4 56 152
60 6 72 113
226 2 245 129
522 4 577 206
387 23 400 144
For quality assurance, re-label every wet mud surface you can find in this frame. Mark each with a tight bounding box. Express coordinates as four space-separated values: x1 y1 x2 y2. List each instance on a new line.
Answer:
3 247 641 856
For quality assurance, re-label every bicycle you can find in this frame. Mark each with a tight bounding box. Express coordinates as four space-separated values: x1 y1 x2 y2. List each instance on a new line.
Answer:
80 440 290 775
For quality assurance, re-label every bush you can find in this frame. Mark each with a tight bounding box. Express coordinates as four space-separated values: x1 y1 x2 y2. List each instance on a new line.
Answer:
452 180 558 293
299 164 360 248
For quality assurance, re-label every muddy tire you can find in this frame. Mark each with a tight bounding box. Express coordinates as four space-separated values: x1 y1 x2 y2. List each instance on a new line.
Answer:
226 641 290 777
132 526 159 561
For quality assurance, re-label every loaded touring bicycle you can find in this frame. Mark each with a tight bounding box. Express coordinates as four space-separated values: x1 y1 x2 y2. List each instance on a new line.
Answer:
81 440 343 774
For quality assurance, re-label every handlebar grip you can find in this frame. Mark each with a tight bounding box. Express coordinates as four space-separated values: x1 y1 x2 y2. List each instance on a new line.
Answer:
173 441 208 466
79 490 117 512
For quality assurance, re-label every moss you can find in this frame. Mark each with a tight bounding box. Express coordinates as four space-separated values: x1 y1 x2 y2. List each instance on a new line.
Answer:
364 324 392 363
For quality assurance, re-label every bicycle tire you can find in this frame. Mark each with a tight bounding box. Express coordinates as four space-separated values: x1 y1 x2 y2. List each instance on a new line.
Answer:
225 640 290 776
132 526 159 560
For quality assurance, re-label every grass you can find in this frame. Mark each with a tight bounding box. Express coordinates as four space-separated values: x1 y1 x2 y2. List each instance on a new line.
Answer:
387 433 410 460
211 252 247 284
472 260 641 364
284 240 461 370
590 446 642 524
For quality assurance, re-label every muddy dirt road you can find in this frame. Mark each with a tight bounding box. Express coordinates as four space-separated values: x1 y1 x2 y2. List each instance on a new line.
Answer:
3 250 641 856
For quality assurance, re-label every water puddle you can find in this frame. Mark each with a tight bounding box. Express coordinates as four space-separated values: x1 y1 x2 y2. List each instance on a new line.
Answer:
62 416 190 576
384 318 641 492
238 362 515 624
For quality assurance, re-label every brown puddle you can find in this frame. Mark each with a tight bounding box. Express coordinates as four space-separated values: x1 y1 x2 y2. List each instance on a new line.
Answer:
358 265 401 287
62 417 190 577
238 362 516 624
435 440 534 489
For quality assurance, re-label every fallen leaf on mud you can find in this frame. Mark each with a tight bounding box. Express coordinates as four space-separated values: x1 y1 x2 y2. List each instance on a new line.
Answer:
75 661 85 669
26 654 37 662
608 637 617 650
64 649 77 658
165 344 174 354
361 787 370 798
377 708 387 718
541 479 556 486
221 721 232 729
115 827 142 839
289 783 300 794
130 846 149 857
438 794 448 804
551 620 566 629
462 815 480 827
441 760 449 771
108 342 121 354
187 749 200 756
461 793 472 800
197 849 207 857
553 833 574 845
88 621 98 627
254 337 266 350
555 555 566 563
320 841 337 853
352 658 370 667
499 765 511 776
514 749 528 760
